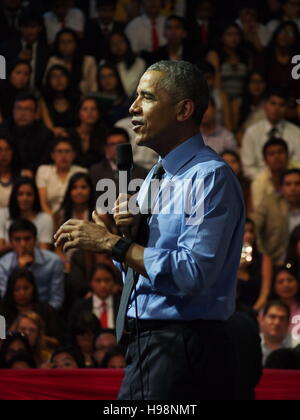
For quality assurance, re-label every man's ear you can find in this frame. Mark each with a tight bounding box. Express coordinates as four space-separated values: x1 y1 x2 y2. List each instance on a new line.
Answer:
176 99 195 122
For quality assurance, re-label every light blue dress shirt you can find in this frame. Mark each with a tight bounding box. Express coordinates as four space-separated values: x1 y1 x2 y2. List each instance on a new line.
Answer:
123 133 245 321
0 248 65 309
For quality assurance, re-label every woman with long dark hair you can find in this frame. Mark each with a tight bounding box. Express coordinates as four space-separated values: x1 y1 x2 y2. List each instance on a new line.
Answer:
0 60 31 122
206 22 250 100
45 29 98 95
106 31 146 97
237 218 273 311
0 268 62 340
0 136 19 209
0 177 53 254
39 65 79 137
68 96 107 168
232 71 267 143
97 63 131 126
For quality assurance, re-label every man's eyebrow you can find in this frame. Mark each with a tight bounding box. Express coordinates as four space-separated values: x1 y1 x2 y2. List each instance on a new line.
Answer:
140 90 156 98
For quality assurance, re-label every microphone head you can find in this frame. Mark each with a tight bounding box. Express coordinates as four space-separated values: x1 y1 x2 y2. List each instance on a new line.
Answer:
116 144 133 171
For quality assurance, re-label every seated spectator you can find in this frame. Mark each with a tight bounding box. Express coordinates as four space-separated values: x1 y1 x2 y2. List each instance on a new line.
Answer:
89 128 147 217
83 0 124 63
150 15 196 65
69 310 101 367
221 150 252 215
0 177 54 254
100 344 126 368
285 225 300 278
200 62 233 132
0 268 63 340
115 117 158 170
0 137 19 209
254 21 300 123
0 92 53 176
125 0 166 56
6 351 37 369
268 265 300 346
0 0 25 42
241 90 300 180
237 219 273 311
50 346 85 369
15 311 59 367
45 29 98 97
267 0 300 34
0 219 65 309
253 169 300 265
259 300 292 365
44 0 85 44
187 0 216 56
93 328 117 367
236 3 271 51
0 60 31 122
69 263 120 332
68 96 106 168
201 97 237 154
36 138 87 215
252 138 300 210
0 331 32 368
97 63 131 126
0 9 49 91
54 173 95 272
39 65 79 138
206 22 250 100
106 31 146 97
232 71 267 144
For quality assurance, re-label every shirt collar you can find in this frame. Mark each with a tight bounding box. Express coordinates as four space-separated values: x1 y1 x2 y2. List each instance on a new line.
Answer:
161 133 206 177
93 294 112 308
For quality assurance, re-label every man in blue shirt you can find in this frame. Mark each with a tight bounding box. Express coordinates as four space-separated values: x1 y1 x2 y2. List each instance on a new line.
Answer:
55 60 245 400
0 219 64 309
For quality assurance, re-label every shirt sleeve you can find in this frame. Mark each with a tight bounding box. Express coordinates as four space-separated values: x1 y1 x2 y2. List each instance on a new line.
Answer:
143 167 244 297
36 165 48 189
0 209 8 240
38 213 54 244
49 257 65 309
241 128 258 180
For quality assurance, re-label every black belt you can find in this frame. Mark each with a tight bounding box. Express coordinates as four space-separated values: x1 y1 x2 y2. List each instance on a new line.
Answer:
125 318 223 333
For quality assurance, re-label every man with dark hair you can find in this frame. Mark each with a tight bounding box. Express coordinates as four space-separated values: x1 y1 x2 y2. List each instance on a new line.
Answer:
0 9 49 90
83 0 124 62
0 219 64 309
260 300 292 365
150 15 196 64
55 60 245 400
267 0 300 34
253 169 300 264
252 138 300 209
242 90 300 180
89 127 147 205
0 92 53 175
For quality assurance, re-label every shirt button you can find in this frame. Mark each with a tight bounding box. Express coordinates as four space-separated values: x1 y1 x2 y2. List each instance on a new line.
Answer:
128 305 132 309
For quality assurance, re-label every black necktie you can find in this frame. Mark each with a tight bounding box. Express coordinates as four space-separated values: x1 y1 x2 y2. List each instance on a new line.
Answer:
268 127 279 139
116 161 165 343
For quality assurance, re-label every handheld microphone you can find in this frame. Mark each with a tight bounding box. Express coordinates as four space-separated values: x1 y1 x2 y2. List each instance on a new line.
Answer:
116 144 133 239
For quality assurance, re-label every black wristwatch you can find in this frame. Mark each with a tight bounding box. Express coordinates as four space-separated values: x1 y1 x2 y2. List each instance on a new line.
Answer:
111 237 133 263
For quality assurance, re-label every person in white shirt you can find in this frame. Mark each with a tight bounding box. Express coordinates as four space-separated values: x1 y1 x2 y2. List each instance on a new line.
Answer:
267 0 300 35
125 0 166 55
252 138 300 210
36 138 87 216
44 0 85 44
260 300 292 365
201 97 237 154
236 4 271 51
241 90 300 180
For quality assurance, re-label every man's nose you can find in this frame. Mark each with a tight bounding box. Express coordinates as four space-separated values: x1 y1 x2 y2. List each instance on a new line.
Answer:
129 99 142 115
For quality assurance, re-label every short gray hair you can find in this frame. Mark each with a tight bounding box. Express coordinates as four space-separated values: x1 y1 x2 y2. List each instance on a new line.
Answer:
147 60 209 125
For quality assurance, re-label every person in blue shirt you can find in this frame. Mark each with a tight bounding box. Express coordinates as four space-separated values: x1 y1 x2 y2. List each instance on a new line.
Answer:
55 60 245 400
0 219 64 310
